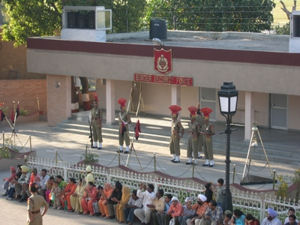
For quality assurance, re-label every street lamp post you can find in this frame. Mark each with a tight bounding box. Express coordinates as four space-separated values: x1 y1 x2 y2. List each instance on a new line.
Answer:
218 82 238 212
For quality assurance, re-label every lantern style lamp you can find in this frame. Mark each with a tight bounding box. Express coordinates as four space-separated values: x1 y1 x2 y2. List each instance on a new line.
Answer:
218 82 238 212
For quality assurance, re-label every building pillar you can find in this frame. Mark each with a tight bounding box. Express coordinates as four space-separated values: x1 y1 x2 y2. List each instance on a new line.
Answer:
106 79 115 125
47 75 72 126
244 91 254 140
171 85 181 105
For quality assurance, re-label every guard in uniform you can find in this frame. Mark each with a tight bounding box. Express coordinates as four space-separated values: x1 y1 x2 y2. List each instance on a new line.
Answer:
169 105 184 163
27 183 48 225
186 106 200 165
201 107 215 167
118 98 131 153
196 104 204 159
90 95 103 149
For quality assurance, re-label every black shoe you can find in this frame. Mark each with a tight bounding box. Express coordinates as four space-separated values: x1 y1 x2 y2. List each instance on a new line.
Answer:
92 146 97 149
198 156 203 159
2 193 8 197
117 150 123 153
173 160 180 163
202 164 209 167
186 162 193 165
171 159 175 162
124 151 129 154
98 147 102 150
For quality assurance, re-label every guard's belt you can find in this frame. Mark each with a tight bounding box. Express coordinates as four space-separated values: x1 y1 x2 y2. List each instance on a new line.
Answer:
31 210 40 214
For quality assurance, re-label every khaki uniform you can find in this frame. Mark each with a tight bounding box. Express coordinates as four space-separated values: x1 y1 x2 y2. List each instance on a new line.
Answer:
196 114 204 155
118 111 131 146
91 107 103 143
27 193 48 225
202 122 214 160
170 120 184 156
187 120 199 158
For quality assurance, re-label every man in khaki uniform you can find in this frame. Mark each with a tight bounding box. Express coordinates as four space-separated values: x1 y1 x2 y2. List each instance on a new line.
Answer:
90 95 103 149
196 104 205 159
118 98 131 153
200 108 215 167
186 106 200 165
27 183 48 225
169 105 184 163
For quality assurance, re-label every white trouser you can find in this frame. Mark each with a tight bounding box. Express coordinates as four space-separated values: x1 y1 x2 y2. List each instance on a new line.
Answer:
134 207 152 224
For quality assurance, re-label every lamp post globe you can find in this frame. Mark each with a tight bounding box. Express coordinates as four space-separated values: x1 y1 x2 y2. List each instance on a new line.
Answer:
218 82 238 212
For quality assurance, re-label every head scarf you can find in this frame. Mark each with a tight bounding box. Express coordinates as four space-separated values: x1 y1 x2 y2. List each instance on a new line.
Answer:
268 208 277 218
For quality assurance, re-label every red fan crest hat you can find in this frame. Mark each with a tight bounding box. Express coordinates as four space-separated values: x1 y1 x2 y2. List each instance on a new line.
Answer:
201 107 213 118
118 98 127 107
188 106 197 116
169 105 182 115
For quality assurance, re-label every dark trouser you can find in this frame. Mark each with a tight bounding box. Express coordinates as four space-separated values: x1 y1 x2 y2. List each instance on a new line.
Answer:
178 215 194 225
3 181 9 193
107 203 116 217
152 211 171 225
124 207 136 223
7 187 15 198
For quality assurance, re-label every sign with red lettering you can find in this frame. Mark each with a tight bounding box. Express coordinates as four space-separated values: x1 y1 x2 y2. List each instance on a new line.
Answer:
154 48 172 74
134 73 193 86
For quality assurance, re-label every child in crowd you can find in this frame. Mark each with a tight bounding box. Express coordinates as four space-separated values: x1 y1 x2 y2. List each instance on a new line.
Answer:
45 176 54 203
51 181 62 209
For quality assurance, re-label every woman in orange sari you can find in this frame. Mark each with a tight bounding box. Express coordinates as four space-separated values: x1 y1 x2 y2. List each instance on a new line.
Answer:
98 183 113 217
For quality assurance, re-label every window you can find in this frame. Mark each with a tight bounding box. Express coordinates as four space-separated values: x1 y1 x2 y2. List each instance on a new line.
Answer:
200 87 217 120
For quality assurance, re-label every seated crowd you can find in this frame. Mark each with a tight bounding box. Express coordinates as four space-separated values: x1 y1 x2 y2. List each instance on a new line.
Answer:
2 165 299 225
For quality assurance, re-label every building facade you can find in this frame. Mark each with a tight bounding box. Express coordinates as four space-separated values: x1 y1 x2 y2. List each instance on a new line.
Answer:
26 32 300 139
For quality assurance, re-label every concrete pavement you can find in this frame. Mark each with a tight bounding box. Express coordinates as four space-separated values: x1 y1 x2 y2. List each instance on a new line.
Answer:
0 111 299 188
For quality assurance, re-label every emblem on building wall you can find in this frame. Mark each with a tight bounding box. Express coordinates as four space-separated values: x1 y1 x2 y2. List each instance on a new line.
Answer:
154 48 172 74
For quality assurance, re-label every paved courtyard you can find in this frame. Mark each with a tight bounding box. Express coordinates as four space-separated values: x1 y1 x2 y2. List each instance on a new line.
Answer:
1 111 299 189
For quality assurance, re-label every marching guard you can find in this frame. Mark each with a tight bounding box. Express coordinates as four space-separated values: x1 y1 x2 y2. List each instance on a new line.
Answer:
118 98 131 153
196 104 205 159
186 106 200 165
90 95 103 149
201 107 215 167
169 105 184 163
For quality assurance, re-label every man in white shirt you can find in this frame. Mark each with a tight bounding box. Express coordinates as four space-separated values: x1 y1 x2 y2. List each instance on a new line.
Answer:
134 183 156 225
261 208 282 225
39 169 50 197
284 208 299 225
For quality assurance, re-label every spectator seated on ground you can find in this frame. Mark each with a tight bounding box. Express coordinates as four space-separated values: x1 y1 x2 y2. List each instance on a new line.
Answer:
98 183 113 218
168 196 183 225
50 181 62 209
284 208 299 225
261 208 282 225
38 169 50 198
223 210 233 225
29 168 40 186
199 200 223 225
124 189 143 225
204 183 214 204
245 214 260 225
2 166 16 197
106 181 123 219
177 197 196 225
134 183 156 225
230 209 245 225
92 185 103 215
55 175 67 190
285 215 298 225
115 185 131 223
149 189 166 225
187 194 209 225
15 165 30 202
81 181 98 216
60 178 77 211
70 178 85 214
45 176 54 204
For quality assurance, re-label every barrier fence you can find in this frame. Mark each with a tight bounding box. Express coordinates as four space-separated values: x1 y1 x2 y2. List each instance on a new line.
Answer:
27 156 299 222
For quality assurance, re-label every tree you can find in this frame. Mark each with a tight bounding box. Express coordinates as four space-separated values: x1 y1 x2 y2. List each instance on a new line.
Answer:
1 0 62 46
1 0 146 46
280 0 297 20
144 0 275 32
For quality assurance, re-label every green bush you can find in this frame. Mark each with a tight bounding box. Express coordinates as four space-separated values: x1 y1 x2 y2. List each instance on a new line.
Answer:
274 23 290 35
